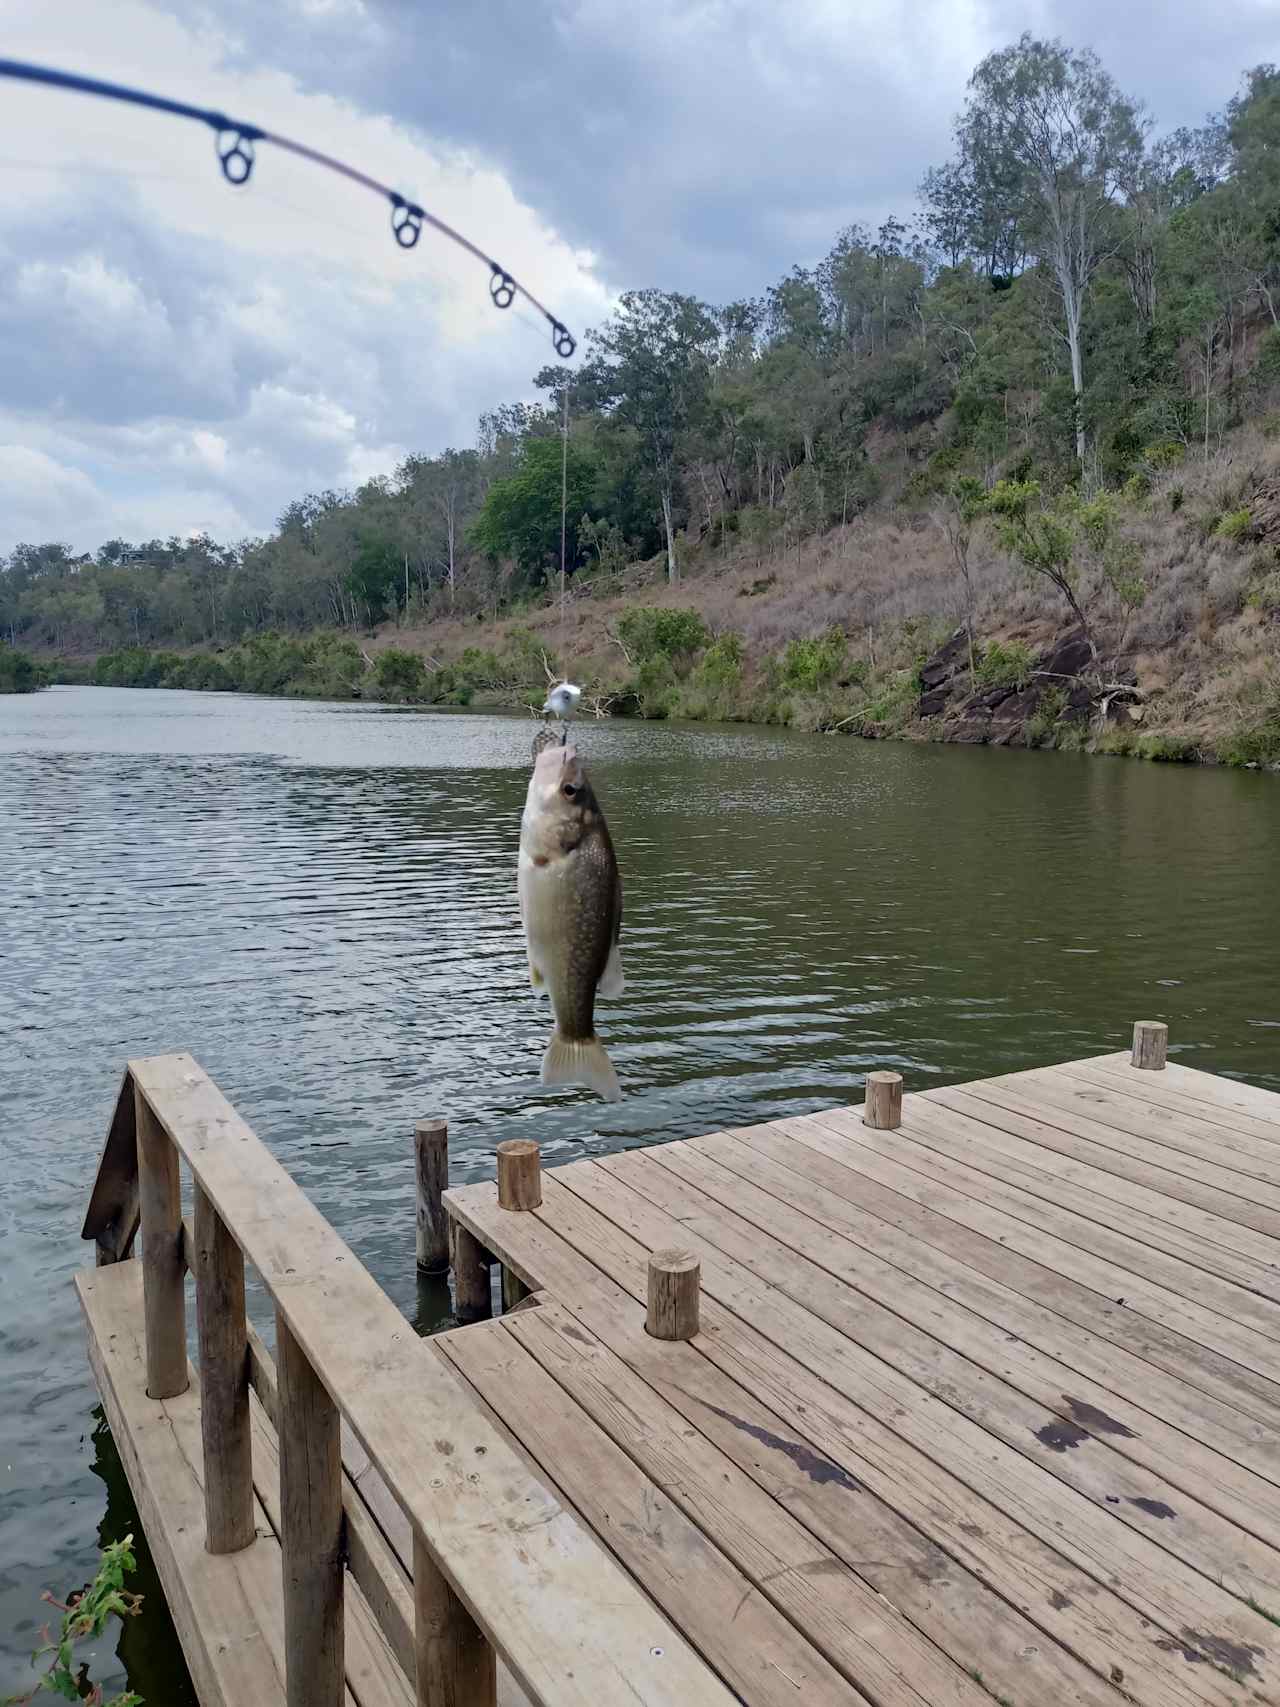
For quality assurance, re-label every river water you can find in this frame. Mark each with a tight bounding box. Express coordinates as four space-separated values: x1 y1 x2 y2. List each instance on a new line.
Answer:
2 685 1278 1697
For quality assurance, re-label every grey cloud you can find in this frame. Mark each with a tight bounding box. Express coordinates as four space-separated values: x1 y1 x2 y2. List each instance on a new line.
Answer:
181 0 1275 304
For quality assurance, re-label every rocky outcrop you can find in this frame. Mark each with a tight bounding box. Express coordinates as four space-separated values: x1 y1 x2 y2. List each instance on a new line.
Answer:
917 627 1132 747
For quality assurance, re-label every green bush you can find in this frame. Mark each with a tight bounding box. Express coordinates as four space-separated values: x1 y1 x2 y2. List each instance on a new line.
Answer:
1025 684 1068 746
0 645 47 693
371 648 430 702
616 606 709 661
975 640 1036 692
1216 507 1253 542
775 627 846 693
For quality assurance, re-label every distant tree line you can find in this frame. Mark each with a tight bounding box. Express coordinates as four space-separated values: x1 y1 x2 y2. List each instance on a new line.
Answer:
4 39 1280 659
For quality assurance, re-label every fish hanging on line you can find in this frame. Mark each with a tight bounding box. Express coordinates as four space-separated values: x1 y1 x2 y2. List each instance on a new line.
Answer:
518 741 624 1102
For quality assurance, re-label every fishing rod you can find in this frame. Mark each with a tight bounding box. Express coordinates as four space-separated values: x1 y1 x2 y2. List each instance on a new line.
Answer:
0 56 577 359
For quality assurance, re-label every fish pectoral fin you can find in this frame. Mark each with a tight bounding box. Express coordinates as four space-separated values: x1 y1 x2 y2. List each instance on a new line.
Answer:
597 940 625 1000
542 1033 622 1102
527 959 547 993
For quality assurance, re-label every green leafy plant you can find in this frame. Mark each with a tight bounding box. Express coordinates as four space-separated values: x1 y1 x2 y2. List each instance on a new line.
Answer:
1216 506 1253 541
615 605 709 661
975 639 1036 691
4 1536 143 1706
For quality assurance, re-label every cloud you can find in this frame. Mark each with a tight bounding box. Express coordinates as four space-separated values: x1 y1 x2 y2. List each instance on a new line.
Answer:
0 0 609 552
0 0 1273 554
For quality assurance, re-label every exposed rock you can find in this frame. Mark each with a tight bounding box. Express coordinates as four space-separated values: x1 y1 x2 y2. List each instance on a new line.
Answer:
915 624 1127 747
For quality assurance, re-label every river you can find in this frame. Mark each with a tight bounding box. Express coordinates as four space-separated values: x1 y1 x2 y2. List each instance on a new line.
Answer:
2 684 1278 1698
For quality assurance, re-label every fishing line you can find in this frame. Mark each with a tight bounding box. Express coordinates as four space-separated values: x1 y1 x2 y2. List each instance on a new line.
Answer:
0 56 578 361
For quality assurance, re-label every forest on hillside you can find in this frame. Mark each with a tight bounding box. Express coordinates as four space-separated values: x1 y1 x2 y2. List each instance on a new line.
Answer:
4 37 1280 669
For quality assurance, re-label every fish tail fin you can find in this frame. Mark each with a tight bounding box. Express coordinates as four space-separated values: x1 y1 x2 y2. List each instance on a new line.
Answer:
541 1032 622 1102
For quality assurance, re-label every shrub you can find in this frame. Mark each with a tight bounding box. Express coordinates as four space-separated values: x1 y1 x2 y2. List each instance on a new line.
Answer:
775 627 846 692
371 648 429 702
975 639 1036 692
1216 507 1253 542
0 645 47 693
1025 684 1068 746
615 606 709 662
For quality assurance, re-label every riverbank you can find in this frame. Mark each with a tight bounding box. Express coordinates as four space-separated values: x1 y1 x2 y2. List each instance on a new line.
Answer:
39 436 1280 768
0 646 47 693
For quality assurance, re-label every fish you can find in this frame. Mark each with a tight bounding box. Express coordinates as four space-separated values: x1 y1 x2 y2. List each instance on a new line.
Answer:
518 742 624 1101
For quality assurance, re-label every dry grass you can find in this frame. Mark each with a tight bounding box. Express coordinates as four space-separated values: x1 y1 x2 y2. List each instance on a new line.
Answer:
374 432 1280 760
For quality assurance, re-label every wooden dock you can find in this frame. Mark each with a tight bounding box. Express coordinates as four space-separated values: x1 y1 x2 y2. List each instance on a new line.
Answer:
79 1026 1280 1707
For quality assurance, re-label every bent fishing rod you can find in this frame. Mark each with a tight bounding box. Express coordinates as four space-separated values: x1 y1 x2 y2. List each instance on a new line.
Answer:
0 57 577 359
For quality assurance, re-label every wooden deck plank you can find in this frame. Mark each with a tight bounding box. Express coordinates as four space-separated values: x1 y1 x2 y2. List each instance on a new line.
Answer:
873 1087 1280 1290
796 1096 1280 1314
1005 1067 1280 1193
442 1313 985 1707
927 1080 1280 1247
794 1107 1280 1431
446 1175 1265 1707
942 1078 1280 1238
1059 1060 1280 1153
129 1052 735 1707
505 1296 1121 1707
1084 1054 1280 1130
715 1117 1280 1533
620 1139 1280 1607
563 1159 1280 1697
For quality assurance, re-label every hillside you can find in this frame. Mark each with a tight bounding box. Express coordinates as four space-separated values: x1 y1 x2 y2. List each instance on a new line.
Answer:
4 39 1279 764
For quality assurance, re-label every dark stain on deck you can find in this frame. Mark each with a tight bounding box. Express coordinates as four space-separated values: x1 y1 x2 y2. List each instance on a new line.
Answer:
1128 1496 1176 1520
701 1401 864 1491
1061 1395 1137 1439
1035 1418 1089 1452
1155 1629 1264 1677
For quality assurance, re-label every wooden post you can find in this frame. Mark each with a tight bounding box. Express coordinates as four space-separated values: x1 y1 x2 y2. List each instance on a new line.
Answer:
193 1182 254 1553
413 1529 496 1707
1132 1020 1168 1071
277 1311 343 1707
501 1267 529 1313
415 1118 449 1274
496 1139 541 1211
451 1219 492 1323
864 1070 903 1130
135 1083 188 1400
646 1249 700 1341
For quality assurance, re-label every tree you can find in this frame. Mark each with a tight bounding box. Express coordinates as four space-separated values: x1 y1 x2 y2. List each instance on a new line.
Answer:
960 35 1146 469
470 435 598 584
577 289 719 582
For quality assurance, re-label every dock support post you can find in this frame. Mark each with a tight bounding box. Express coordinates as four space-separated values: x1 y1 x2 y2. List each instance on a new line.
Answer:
646 1249 701 1340
413 1529 496 1707
451 1220 493 1323
135 1084 188 1401
277 1311 344 1707
864 1070 904 1130
193 1182 254 1553
1132 1020 1168 1071
495 1140 540 1311
415 1118 450 1274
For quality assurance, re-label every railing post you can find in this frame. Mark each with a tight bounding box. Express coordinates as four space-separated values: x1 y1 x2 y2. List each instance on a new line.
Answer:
415 1118 450 1274
413 1529 496 1707
277 1311 343 1707
134 1083 188 1400
1132 1020 1168 1070
193 1182 255 1553
450 1219 493 1324
864 1070 904 1130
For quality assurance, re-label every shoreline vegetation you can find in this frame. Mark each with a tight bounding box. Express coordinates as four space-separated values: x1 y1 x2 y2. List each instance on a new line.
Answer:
6 40 1280 767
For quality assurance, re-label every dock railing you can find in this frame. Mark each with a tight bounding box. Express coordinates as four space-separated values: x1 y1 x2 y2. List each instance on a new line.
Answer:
81 1052 727 1707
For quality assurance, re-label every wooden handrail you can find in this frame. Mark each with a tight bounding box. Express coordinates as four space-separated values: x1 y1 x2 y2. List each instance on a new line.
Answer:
83 1052 727 1707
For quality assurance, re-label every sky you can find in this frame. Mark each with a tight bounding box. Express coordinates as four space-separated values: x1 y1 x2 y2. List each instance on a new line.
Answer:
1 0 1276 556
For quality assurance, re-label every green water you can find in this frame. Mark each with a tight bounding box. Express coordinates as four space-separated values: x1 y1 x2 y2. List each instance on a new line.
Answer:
2 686 1278 1697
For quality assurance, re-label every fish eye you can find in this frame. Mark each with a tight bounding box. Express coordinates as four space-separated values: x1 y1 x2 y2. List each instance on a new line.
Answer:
561 782 579 799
